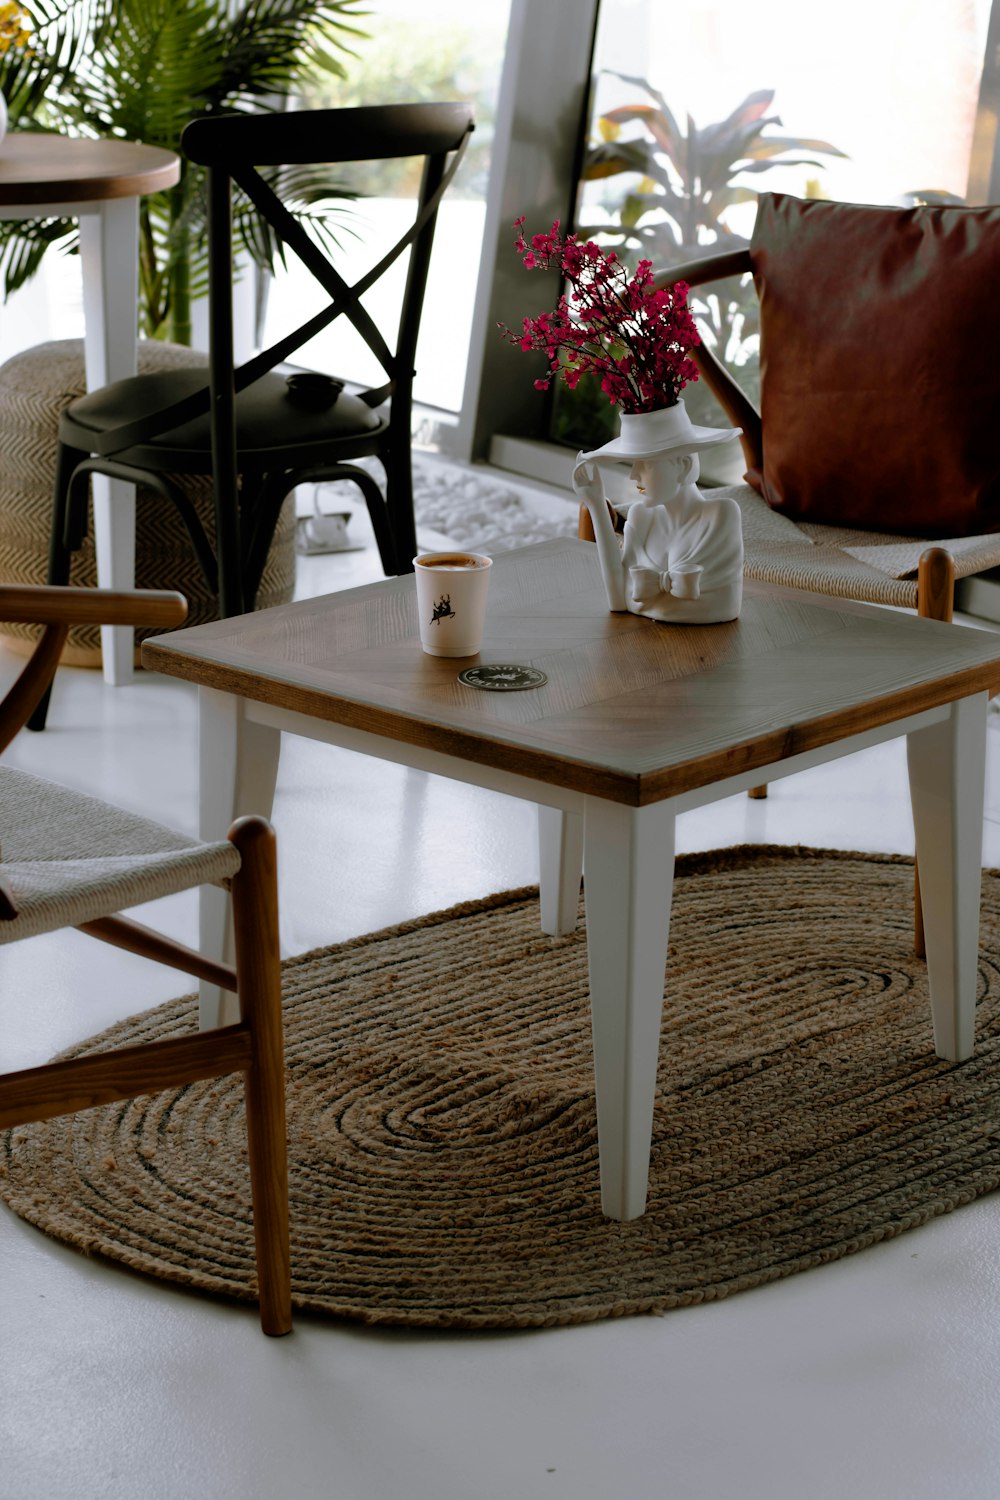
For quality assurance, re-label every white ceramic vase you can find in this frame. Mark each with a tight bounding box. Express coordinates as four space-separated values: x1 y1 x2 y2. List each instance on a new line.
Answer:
572 402 746 626
0 93 8 149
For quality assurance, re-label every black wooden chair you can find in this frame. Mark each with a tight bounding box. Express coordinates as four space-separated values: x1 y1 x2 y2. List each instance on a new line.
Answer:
31 101 474 729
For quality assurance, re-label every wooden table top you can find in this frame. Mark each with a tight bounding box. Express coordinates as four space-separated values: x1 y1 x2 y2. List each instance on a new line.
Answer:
0 133 179 206
142 539 1000 806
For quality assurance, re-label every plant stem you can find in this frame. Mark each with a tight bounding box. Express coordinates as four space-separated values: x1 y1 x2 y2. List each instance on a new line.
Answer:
167 183 191 346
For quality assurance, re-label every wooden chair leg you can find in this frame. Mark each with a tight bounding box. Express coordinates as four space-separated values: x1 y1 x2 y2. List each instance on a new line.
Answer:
748 785 768 799
914 547 957 961
229 815 291 1337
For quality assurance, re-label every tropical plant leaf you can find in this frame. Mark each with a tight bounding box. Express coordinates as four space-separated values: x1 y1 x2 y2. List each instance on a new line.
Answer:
0 0 370 340
600 69 684 150
733 155 840 176
714 89 775 133
0 216 77 300
739 135 848 161
599 102 677 158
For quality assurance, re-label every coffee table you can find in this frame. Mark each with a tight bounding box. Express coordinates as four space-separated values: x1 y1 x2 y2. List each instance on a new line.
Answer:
143 538 1000 1220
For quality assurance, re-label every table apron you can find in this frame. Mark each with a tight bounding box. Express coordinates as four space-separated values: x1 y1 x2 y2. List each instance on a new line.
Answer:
241 696 954 814
0 200 115 219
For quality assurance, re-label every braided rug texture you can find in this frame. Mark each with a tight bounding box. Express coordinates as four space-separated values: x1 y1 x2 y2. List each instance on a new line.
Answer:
4 845 1000 1329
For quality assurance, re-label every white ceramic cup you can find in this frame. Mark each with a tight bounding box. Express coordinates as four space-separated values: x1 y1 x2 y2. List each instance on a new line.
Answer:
413 551 493 657
667 562 703 600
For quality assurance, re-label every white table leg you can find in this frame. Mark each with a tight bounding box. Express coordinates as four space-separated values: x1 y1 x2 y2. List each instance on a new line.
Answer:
907 691 988 1062
79 198 140 686
583 795 676 1220
198 688 282 1027
538 805 583 935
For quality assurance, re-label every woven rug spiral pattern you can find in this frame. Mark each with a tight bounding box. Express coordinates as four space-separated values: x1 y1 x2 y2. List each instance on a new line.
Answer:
4 845 1000 1329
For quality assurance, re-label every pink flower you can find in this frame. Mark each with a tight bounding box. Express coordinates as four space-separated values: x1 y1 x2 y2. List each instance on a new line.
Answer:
497 219 701 414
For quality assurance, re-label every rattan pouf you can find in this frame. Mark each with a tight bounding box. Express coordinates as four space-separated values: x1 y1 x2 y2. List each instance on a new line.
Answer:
0 338 296 665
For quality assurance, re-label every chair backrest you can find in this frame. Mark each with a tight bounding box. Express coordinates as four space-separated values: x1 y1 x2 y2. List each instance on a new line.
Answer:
94 103 474 467
170 103 473 604
183 102 474 403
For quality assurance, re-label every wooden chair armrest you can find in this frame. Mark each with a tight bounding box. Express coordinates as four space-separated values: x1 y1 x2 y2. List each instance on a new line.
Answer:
652 248 753 290
0 586 188 631
0 587 188 752
653 248 762 474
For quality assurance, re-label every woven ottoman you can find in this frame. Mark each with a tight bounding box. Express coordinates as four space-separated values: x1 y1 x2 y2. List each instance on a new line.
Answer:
0 338 296 664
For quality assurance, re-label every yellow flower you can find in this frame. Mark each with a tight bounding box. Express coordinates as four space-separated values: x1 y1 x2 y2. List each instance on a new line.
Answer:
0 1 32 55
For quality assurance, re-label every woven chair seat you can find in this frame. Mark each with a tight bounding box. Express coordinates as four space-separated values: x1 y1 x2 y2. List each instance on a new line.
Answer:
724 484 1000 609
0 767 239 943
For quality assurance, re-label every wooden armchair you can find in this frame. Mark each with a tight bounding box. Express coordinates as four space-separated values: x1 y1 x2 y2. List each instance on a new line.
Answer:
0 584 291 1335
580 194 1000 956
649 195 1000 626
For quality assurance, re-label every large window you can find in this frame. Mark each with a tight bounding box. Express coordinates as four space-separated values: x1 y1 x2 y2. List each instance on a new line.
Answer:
464 0 999 481
0 0 511 420
585 0 990 214
568 0 993 454
266 0 510 416
2 0 998 478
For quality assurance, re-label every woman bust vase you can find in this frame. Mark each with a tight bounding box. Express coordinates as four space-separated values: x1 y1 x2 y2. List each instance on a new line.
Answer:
573 402 745 625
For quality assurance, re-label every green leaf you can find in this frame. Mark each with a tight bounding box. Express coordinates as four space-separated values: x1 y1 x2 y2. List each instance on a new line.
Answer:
1 0 370 340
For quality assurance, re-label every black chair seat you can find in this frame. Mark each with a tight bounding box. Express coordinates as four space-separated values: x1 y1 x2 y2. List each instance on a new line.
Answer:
60 367 386 472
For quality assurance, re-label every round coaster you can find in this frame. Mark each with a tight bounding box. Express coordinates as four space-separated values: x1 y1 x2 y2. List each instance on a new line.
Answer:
458 664 548 692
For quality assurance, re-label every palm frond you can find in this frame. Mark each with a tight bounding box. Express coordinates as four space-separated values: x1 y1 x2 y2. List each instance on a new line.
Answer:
0 217 77 299
0 0 370 338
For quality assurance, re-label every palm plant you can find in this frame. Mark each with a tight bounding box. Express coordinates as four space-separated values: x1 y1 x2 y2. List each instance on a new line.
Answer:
582 76 845 257
563 75 846 442
0 0 368 343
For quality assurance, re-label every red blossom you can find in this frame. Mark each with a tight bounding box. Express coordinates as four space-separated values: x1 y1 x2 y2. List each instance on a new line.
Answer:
497 218 700 414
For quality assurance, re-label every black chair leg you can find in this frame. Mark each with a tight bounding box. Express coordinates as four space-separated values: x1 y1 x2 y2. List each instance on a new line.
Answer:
242 473 294 612
383 444 417 575
356 468 399 576
304 463 399 575
27 444 86 732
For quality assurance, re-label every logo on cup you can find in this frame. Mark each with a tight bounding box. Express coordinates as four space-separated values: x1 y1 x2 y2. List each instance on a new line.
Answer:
431 594 456 626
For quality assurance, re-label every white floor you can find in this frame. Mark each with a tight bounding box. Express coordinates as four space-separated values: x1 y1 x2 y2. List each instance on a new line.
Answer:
4 498 1000 1500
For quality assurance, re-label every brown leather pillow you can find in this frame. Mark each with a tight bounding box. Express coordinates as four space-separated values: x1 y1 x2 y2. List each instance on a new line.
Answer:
747 193 1000 537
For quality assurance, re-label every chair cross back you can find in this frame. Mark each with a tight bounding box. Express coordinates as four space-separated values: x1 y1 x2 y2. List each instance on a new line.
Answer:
91 103 474 460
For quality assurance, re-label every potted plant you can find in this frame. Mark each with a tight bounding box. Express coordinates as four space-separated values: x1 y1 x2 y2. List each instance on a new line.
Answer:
0 0 368 344
501 219 745 626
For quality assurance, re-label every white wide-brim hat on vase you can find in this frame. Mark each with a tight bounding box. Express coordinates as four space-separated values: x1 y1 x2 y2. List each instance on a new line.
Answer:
578 399 741 465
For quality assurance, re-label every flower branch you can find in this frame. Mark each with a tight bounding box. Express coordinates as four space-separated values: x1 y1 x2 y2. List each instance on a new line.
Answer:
500 218 700 414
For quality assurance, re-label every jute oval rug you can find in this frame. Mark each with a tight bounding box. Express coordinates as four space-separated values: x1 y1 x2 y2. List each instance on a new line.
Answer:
4 845 1000 1329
